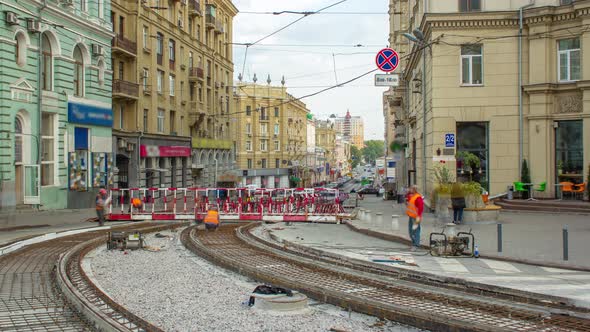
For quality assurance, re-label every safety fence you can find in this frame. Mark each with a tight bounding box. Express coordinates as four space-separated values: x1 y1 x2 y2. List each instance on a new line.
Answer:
107 187 350 223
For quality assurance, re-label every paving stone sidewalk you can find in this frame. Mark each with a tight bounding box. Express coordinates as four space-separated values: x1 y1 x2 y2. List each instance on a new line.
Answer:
353 196 590 269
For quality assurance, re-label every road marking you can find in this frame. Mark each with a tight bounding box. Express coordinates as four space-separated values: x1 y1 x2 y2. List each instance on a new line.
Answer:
541 267 577 273
480 259 521 274
437 258 469 273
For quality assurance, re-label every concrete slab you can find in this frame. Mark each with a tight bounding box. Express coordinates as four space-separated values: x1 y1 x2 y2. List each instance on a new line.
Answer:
263 222 590 309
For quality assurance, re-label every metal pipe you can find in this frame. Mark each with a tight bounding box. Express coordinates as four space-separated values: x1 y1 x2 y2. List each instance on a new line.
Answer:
422 46 427 195
519 1 535 179
36 0 48 210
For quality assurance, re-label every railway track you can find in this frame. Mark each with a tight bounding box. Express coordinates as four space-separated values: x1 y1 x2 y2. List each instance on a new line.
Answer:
181 223 590 332
0 222 185 332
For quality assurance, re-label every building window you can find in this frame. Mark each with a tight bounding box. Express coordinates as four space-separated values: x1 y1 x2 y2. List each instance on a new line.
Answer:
246 105 251 116
245 141 252 151
189 51 193 67
459 0 481 12
180 116 184 135
556 120 583 180
119 104 124 129
15 117 23 163
73 45 85 97
198 83 203 101
274 107 279 117
143 26 149 49
157 109 165 132
41 113 55 186
275 159 280 168
260 107 267 120
143 109 149 131
15 32 26 67
169 39 176 68
180 81 184 100
80 0 87 12
261 159 267 169
461 44 483 85
143 68 149 90
98 0 104 18
170 110 176 134
197 24 201 41
157 70 164 93
41 33 53 91
247 159 252 169
156 32 163 65
260 140 268 152
260 123 268 135
169 74 175 96
558 38 581 82
118 61 124 80
245 123 251 134
456 122 488 190
274 124 279 135
274 140 280 151
561 0 573 4
118 15 124 36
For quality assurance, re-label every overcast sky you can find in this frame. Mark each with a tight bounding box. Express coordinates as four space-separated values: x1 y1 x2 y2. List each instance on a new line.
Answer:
232 0 390 141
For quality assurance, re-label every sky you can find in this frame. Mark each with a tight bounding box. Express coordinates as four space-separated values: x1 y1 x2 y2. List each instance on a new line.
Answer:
232 0 390 141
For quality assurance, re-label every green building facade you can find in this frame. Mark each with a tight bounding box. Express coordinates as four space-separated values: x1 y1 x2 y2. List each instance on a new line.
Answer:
0 0 113 211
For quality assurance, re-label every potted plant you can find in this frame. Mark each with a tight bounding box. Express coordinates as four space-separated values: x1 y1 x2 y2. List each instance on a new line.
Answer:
461 181 484 209
557 160 564 175
456 152 480 182
433 164 454 220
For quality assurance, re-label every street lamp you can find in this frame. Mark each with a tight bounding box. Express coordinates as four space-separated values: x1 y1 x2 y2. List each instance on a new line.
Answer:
403 28 428 195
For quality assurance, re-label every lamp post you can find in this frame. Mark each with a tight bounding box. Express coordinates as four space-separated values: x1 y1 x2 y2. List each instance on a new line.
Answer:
403 29 428 195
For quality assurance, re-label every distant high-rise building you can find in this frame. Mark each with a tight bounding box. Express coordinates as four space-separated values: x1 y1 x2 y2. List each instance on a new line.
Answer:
334 110 364 149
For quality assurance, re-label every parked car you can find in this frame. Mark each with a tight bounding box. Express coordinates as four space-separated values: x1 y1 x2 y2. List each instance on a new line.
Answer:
358 187 378 195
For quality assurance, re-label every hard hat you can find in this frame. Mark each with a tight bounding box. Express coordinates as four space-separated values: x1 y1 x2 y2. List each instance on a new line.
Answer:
99 189 107 195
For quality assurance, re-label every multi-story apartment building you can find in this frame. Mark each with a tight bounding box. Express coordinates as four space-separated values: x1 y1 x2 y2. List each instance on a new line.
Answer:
1 0 113 210
316 119 337 182
234 81 309 188
110 0 237 190
334 110 365 149
390 0 590 197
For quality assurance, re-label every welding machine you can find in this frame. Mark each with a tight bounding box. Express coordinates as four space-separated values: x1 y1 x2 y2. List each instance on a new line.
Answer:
107 231 144 250
429 224 475 257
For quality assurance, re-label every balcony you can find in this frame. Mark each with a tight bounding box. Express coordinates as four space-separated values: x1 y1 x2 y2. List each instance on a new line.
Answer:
112 35 137 57
113 80 139 100
259 115 269 121
188 66 204 81
189 0 201 16
214 21 224 34
205 14 215 29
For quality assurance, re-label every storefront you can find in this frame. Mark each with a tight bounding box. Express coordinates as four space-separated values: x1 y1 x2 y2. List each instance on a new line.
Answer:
67 100 114 209
140 138 191 189
555 120 584 184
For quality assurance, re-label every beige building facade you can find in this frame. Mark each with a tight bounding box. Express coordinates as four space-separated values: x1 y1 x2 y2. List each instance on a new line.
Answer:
316 119 338 182
389 0 590 197
234 81 309 188
111 0 237 189
334 111 365 149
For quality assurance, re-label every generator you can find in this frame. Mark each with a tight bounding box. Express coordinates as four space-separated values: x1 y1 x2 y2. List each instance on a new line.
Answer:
429 224 475 257
107 231 144 250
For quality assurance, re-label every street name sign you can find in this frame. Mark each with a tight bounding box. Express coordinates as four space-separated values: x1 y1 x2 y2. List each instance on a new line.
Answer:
375 74 400 87
375 48 399 73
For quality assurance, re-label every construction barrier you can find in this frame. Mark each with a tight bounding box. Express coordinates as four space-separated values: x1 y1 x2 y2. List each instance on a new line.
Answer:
107 187 350 223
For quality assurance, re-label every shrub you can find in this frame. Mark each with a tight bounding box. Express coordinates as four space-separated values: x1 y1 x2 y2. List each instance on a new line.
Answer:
521 159 531 184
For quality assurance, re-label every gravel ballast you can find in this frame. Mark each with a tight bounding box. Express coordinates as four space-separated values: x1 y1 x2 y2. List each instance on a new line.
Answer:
85 228 422 332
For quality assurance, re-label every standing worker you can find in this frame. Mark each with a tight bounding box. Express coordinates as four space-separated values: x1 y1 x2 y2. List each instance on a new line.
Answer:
95 189 111 226
203 205 220 231
406 185 424 251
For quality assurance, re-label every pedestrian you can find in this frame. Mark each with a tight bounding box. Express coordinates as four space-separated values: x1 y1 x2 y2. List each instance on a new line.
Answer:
406 185 424 251
451 183 466 224
95 188 110 227
203 205 220 231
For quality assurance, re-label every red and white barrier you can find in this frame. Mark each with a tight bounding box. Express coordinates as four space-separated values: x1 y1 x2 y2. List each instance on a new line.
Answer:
107 187 350 223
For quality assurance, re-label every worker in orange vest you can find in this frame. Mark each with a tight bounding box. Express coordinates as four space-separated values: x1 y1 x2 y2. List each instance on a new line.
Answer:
406 185 424 251
203 205 220 231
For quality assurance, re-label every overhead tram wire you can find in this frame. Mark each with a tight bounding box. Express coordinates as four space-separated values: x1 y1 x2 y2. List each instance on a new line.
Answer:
238 11 387 15
239 0 348 78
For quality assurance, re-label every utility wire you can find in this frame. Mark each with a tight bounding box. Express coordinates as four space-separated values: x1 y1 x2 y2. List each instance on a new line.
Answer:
238 11 387 15
239 0 348 78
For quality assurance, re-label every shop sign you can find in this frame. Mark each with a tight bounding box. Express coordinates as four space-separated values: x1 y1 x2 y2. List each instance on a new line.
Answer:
68 102 113 127
140 145 191 157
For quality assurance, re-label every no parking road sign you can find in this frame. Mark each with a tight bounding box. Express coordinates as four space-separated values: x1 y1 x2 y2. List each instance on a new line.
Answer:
376 48 399 73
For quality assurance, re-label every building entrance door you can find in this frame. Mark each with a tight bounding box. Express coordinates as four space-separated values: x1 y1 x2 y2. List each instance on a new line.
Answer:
15 165 23 205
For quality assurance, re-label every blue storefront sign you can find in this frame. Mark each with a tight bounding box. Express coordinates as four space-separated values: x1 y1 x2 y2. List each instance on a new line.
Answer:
68 102 113 127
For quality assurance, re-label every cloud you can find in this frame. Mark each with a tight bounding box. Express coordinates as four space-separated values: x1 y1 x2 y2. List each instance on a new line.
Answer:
232 0 390 140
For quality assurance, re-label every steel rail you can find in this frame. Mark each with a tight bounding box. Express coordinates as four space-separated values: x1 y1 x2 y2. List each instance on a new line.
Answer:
181 224 590 332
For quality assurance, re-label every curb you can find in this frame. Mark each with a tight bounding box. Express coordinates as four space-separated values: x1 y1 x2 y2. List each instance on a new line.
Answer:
344 221 590 273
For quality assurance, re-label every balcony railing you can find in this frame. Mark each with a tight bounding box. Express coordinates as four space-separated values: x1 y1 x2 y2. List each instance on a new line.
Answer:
188 66 205 81
259 115 269 121
113 80 139 99
205 14 215 29
112 35 137 56
189 0 201 16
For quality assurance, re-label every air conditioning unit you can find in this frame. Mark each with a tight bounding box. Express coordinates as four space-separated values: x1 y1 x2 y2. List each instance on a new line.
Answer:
26 18 41 33
178 19 184 28
5 12 19 25
117 138 127 148
92 44 104 56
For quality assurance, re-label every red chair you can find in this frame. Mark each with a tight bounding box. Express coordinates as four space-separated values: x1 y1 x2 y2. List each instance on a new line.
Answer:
572 183 586 200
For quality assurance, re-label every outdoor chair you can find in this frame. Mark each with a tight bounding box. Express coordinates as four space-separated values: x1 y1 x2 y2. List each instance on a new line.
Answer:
533 181 546 199
572 183 586 200
513 182 528 199
560 182 575 200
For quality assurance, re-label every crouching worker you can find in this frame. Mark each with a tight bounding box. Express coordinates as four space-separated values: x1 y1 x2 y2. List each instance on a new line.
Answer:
203 205 220 231
131 197 143 211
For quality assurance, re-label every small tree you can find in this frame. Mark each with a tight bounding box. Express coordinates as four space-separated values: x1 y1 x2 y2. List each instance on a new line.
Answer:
521 159 531 199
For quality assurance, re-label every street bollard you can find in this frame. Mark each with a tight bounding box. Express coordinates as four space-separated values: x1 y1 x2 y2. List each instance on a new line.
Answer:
358 209 365 221
497 223 503 253
375 213 383 229
391 215 399 231
563 225 569 261
364 210 372 222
